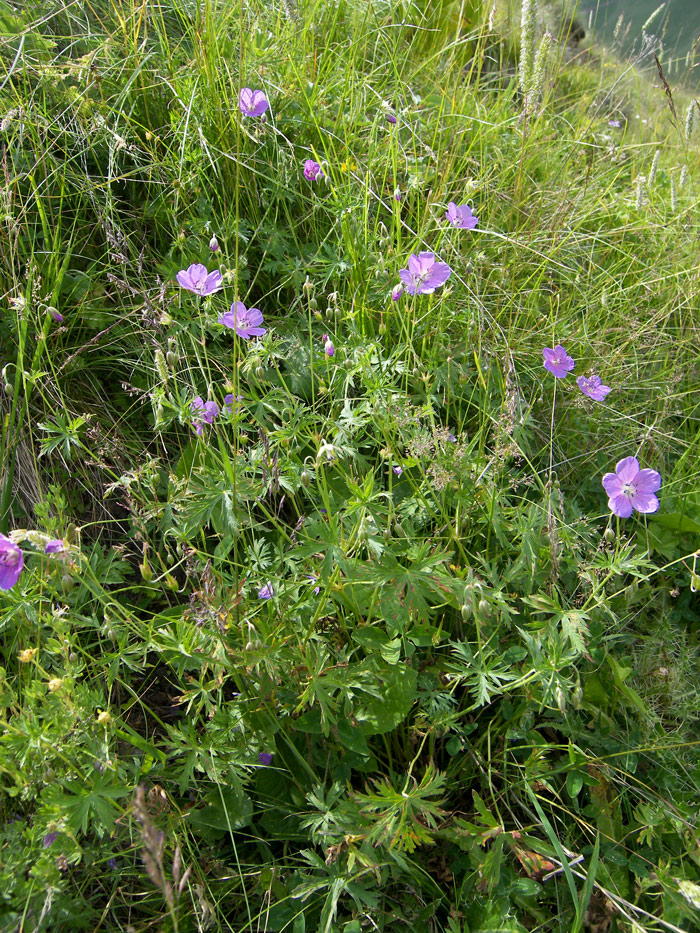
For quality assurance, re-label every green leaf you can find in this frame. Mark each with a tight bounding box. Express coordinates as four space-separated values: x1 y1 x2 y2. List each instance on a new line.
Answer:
566 770 584 799
355 662 417 735
648 511 700 534
187 783 253 839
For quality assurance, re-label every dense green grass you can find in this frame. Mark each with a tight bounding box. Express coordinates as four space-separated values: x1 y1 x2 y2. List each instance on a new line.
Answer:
1 0 699 929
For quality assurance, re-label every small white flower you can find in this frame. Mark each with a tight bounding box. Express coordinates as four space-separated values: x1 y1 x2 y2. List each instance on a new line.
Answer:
316 439 336 463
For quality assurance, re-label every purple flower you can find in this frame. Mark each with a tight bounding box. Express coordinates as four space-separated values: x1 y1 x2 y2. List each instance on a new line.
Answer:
0 534 23 590
577 374 611 401
191 396 218 435
385 112 397 125
191 397 219 424
223 393 243 412
391 284 404 301
542 345 574 378
257 752 273 766
306 574 321 595
108 858 117 870
177 263 223 297
209 235 219 252
219 302 266 340
447 432 457 443
258 582 274 600
392 465 403 476
608 120 621 127
48 308 63 323
602 457 661 518
399 252 452 296
394 187 402 202
239 88 269 117
322 334 335 357
445 202 478 229
303 159 324 181
44 539 64 555
43 832 58 848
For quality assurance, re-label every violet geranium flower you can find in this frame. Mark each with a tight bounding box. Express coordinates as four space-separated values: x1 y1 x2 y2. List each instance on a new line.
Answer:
258 582 274 600
577 374 611 401
602 457 661 518
399 252 452 296
257 752 273 766
239 88 269 117
191 397 219 424
45 540 65 555
542 345 574 378
445 202 478 229
322 334 335 357
303 160 324 181
177 263 223 297
191 396 219 436
218 302 267 340
223 393 243 412
0 534 23 590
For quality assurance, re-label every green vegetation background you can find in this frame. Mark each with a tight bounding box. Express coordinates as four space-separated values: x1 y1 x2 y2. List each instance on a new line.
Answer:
0 0 699 930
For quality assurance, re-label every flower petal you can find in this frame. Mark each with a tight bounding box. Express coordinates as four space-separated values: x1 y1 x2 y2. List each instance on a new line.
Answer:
609 494 634 518
630 491 659 513
601 472 623 497
423 261 451 289
218 310 237 329
615 457 639 484
407 254 423 276
634 469 661 493
204 271 223 294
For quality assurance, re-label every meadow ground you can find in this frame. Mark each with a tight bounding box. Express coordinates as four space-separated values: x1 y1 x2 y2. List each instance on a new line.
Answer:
1 0 700 930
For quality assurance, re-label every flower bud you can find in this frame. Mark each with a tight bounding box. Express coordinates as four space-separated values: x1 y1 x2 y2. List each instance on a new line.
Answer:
603 527 616 543
460 603 472 621
61 574 74 592
308 297 318 310
392 284 404 301
556 685 566 714
209 234 219 252
140 558 153 582
478 598 490 617
322 335 335 357
166 351 177 368
255 364 265 379
97 710 112 726
3 382 13 396
300 470 311 488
